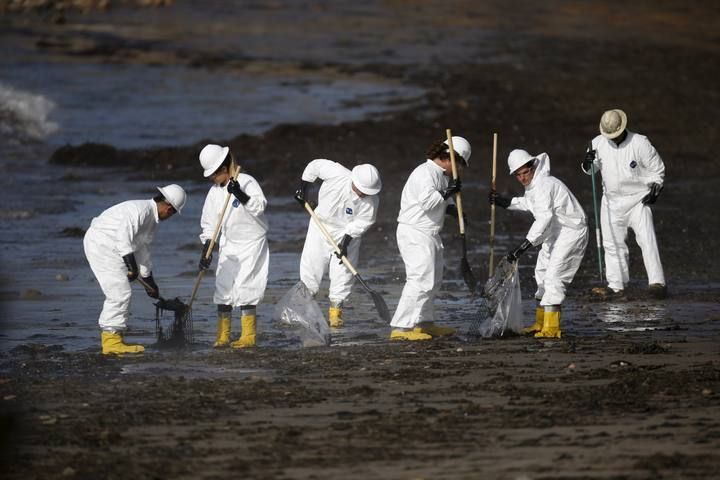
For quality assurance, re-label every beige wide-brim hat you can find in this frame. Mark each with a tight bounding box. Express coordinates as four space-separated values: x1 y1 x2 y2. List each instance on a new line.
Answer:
599 109 627 139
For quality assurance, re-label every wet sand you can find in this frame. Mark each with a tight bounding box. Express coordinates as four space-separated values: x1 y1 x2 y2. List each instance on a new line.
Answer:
2 1 720 478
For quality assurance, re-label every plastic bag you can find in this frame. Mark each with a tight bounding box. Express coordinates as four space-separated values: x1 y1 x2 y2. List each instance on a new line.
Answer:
469 257 524 337
274 281 331 347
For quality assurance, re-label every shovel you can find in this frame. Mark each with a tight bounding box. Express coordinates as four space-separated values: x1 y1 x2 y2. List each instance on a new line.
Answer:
446 129 477 293
303 201 391 323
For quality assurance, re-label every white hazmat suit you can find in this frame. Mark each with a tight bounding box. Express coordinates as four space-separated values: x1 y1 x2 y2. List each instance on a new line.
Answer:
391 159 451 329
299 159 378 304
509 153 588 306
200 173 269 307
586 131 665 291
84 199 159 332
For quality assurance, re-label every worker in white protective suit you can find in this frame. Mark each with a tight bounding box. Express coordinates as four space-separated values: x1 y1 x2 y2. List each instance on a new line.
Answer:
198 144 269 349
293 160 382 327
84 184 187 354
489 150 588 338
390 136 471 341
583 109 666 299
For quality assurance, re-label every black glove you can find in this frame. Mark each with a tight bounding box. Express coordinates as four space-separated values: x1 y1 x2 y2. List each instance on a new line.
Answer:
199 240 213 271
141 274 159 299
334 234 352 263
506 239 533 263
294 180 313 207
488 190 511 209
641 183 663 205
441 178 461 200
227 179 250 204
122 253 139 282
445 204 468 225
582 148 596 171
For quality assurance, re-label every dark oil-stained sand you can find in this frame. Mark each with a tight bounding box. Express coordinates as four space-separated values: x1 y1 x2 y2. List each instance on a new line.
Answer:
1 1 719 478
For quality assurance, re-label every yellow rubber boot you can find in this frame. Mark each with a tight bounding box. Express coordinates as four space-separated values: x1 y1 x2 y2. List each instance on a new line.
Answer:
417 322 456 337
522 307 545 334
390 328 432 341
213 312 231 348
101 332 144 355
328 306 344 328
535 308 562 339
231 313 256 348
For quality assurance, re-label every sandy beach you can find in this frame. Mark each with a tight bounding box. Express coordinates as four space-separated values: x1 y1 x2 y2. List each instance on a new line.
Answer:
1 1 719 478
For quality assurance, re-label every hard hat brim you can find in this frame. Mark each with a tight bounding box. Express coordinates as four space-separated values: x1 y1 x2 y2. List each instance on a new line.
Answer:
157 186 183 214
599 109 627 139
202 146 230 177
354 183 381 196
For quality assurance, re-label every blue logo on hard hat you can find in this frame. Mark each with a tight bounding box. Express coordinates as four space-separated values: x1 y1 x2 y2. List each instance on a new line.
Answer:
629 160 637 168
345 207 353 215
233 199 240 208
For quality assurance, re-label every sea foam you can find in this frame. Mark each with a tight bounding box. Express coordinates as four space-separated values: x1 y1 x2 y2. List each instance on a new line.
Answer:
0 82 59 143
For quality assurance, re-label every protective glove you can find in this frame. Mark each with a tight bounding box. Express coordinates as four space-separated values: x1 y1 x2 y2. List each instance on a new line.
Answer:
445 204 468 225
227 179 250 204
141 274 160 299
122 253 139 282
294 180 314 208
198 240 213 271
641 183 663 205
441 178 462 200
488 190 511 209
506 239 533 263
334 234 352 263
582 149 596 171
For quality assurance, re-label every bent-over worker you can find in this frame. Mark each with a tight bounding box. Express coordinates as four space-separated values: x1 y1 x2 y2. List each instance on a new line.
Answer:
490 149 588 338
84 184 187 354
294 159 382 327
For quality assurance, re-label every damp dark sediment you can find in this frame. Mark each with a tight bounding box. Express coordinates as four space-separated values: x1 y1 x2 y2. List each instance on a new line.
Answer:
1 1 720 478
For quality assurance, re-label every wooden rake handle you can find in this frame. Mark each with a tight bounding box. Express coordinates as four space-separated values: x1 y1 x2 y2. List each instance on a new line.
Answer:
303 201 359 276
446 129 466 235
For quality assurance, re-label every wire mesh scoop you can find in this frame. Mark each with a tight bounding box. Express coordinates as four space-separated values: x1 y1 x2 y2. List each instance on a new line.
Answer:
154 297 192 348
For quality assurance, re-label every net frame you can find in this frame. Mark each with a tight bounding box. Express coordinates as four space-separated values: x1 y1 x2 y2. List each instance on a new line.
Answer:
154 297 193 348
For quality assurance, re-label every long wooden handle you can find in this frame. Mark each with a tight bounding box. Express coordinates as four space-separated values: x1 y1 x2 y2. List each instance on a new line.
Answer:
189 160 242 308
490 133 497 276
304 202 359 276
445 129 466 235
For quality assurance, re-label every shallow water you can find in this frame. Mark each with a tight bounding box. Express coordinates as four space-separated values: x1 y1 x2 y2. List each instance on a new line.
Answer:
3 164 718 355
1 1 718 355
0 62 425 149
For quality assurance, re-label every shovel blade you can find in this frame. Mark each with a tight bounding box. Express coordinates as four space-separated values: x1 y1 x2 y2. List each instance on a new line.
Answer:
355 274 391 323
370 290 392 323
461 256 477 293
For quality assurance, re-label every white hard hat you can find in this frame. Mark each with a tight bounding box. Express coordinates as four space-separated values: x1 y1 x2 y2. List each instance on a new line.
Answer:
599 109 627 139
199 144 230 177
507 149 536 174
157 184 187 214
444 136 472 166
351 164 382 195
